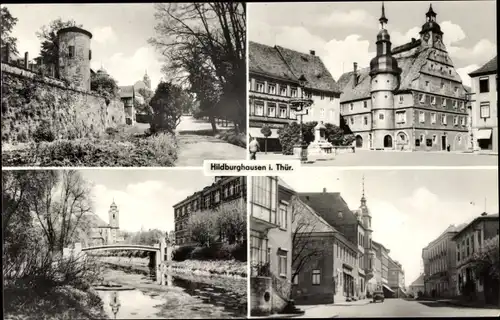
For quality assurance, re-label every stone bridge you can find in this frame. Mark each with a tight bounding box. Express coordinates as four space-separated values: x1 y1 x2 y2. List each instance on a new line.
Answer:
64 238 174 284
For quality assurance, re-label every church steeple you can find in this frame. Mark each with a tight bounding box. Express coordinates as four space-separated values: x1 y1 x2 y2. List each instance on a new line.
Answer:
379 2 388 29
370 2 400 77
426 4 437 22
360 174 367 206
143 69 151 89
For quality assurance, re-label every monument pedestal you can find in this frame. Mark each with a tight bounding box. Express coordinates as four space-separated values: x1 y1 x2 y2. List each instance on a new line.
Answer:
307 122 334 161
293 143 308 162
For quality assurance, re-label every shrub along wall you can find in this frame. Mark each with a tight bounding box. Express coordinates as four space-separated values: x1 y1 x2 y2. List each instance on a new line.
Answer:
1 63 125 144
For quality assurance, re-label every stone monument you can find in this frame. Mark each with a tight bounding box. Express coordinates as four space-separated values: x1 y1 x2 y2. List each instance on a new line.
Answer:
307 122 334 160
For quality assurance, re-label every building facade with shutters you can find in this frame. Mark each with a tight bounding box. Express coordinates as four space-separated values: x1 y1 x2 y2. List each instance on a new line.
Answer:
248 41 341 152
468 56 497 153
173 176 246 246
338 5 469 151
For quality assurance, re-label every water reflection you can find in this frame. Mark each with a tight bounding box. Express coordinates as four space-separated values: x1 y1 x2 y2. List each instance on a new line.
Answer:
110 292 121 319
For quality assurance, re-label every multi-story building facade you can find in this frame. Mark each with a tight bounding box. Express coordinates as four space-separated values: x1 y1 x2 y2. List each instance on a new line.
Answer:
468 56 497 153
173 176 246 246
248 41 342 152
250 177 294 316
372 240 393 297
388 257 406 297
422 224 462 298
338 5 469 151
453 212 499 304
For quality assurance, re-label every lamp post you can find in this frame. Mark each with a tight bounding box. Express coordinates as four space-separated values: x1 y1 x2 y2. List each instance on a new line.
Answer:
291 76 313 162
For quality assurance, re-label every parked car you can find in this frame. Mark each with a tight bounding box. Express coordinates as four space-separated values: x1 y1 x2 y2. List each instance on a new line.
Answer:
372 291 385 303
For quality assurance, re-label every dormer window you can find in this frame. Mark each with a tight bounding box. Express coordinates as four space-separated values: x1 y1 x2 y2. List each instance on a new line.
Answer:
338 211 343 218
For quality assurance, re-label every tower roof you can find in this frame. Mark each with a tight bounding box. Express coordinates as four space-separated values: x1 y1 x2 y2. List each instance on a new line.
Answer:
110 200 117 209
379 2 388 28
420 4 442 35
57 26 93 39
426 4 437 18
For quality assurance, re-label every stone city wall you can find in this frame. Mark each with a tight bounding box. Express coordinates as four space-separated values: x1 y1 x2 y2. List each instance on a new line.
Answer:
1 63 125 144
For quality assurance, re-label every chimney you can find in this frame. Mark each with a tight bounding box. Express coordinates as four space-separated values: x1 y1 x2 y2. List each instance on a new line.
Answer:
323 188 327 193
352 62 358 88
481 212 487 216
24 52 29 69
309 50 316 56
411 38 416 43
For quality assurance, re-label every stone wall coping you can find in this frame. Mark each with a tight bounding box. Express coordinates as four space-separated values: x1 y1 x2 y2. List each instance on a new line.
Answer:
1 62 121 103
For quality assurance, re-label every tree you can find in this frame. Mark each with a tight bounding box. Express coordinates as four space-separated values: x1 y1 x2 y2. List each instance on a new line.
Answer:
277 122 316 155
215 201 246 244
90 71 119 101
324 123 355 146
36 18 82 68
149 81 192 134
261 125 272 154
186 210 218 247
149 3 246 132
290 196 326 286
1 7 19 55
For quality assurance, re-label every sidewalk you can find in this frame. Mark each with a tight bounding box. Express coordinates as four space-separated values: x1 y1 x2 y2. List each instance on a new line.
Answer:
294 304 340 318
435 298 500 309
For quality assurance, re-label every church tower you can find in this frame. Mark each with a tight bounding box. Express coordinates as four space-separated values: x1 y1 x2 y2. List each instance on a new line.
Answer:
369 3 401 149
419 4 444 49
108 200 120 243
143 70 151 90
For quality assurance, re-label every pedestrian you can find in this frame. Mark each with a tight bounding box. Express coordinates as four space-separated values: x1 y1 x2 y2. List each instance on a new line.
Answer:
249 136 260 160
447 144 450 152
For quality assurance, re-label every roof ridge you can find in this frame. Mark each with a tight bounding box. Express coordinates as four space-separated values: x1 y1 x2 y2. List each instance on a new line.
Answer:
275 45 300 81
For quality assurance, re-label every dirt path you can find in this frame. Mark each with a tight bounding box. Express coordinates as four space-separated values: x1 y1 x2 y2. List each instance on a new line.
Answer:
175 134 246 166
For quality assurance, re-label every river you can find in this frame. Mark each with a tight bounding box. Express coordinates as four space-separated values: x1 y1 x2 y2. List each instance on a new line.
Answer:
94 264 247 319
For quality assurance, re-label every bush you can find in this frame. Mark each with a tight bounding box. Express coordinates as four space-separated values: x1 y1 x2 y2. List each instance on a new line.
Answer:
33 121 56 143
215 129 246 148
172 245 195 261
189 246 216 260
227 242 247 262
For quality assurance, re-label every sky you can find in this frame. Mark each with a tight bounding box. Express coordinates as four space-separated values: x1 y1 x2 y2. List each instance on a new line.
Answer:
4 3 164 89
282 169 499 287
79 169 215 234
248 1 497 87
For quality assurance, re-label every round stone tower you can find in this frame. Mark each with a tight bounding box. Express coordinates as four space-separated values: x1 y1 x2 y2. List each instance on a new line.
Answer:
369 4 401 149
57 26 93 91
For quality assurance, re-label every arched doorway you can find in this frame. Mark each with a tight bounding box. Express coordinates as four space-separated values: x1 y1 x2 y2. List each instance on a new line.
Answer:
355 135 363 148
383 135 393 148
396 131 408 151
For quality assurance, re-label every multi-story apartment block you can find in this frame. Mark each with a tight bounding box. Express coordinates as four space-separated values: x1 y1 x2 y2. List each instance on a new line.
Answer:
338 4 468 151
248 41 342 152
250 177 294 316
372 240 393 297
388 257 406 297
469 56 497 153
453 212 499 304
173 176 246 246
422 224 463 298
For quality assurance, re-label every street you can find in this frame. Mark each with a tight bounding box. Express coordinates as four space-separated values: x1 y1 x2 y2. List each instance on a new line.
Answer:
255 150 498 166
297 299 500 318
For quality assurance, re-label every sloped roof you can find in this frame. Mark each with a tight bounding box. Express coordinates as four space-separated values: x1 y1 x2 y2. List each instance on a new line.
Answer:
249 41 298 82
452 213 499 240
82 213 109 229
278 178 295 192
469 56 497 77
410 273 425 287
275 45 341 93
295 198 338 234
338 45 431 103
119 85 134 98
298 192 357 228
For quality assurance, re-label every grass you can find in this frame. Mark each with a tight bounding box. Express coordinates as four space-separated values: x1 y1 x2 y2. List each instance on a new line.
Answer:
2 126 178 167
4 283 107 320
215 129 246 148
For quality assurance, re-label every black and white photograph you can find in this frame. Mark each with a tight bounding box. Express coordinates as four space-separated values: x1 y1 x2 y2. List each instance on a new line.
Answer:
249 170 499 318
3 169 247 319
247 1 497 166
1 3 246 167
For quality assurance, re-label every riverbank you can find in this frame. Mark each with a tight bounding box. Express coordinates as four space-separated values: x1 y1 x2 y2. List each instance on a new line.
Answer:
4 282 107 320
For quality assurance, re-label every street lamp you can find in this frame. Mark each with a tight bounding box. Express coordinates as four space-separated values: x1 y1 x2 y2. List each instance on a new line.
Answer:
290 75 313 162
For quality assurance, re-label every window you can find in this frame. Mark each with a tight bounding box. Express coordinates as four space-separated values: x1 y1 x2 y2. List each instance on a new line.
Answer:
479 77 490 93
320 108 325 118
89 50 92 60
251 177 277 224
432 135 437 144
350 117 354 125
250 232 268 272
214 190 220 203
256 82 264 93
364 116 368 125
363 101 368 108
278 252 287 277
453 116 458 126
431 96 436 105
420 134 425 144
441 114 447 125
420 94 426 103
480 102 490 118
460 117 465 126
312 269 321 285
442 98 447 107
254 101 264 116
426 138 432 147
379 113 384 120
396 111 406 124
278 203 287 229
419 111 425 123
290 109 297 120
399 95 404 103
279 105 287 118
425 81 430 88
268 83 276 95
280 86 288 96
452 100 457 109
431 113 436 124
205 196 210 208
267 103 276 117
440 81 445 89
320 93 325 100
68 46 75 58
291 87 298 97
350 103 354 111
454 86 458 93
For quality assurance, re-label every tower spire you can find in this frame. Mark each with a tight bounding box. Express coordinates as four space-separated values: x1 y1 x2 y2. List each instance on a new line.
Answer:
379 2 388 29
360 175 366 205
